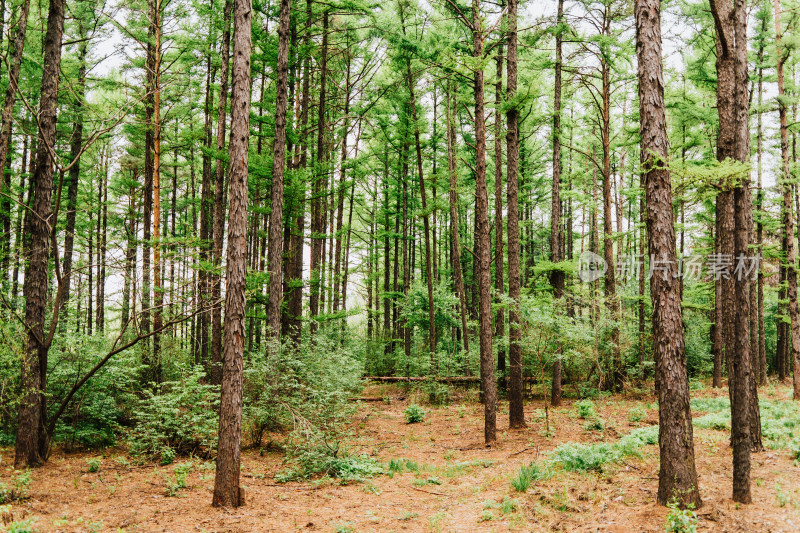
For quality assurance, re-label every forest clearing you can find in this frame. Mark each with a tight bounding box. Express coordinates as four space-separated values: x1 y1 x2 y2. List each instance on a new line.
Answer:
1 381 799 531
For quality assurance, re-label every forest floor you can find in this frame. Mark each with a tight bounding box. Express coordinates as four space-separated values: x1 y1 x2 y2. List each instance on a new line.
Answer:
1 381 800 532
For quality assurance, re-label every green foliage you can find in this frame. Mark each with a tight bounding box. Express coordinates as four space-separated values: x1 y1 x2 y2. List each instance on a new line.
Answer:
404 404 425 424
165 463 193 497
85 458 101 473
126 366 219 463
552 442 618 472
420 380 451 406
628 406 646 423
0 470 32 503
243 336 361 448
576 399 596 419
6 518 37 533
665 498 698 533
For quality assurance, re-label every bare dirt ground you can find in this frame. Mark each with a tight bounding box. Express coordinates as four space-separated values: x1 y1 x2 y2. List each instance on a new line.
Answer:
1 381 799 532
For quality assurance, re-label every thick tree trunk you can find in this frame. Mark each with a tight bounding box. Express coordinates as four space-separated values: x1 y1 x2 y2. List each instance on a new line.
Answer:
635 0 701 508
15 0 65 468
212 0 251 507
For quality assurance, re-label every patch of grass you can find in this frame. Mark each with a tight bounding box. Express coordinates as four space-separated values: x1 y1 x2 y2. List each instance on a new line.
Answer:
510 462 544 492
552 442 617 472
583 418 605 431
397 511 419 521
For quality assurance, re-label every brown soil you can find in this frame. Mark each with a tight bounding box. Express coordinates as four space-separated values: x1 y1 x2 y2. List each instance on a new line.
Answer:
1 382 799 532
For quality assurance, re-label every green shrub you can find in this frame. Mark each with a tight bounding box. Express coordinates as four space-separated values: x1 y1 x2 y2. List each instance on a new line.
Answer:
126 366 219 463
576 399 595 419
422 381 451 406
584 418 605 431
665 499 697 533
0 470 32 503
404 404 425 424
86 458 101 473
628 406 646 423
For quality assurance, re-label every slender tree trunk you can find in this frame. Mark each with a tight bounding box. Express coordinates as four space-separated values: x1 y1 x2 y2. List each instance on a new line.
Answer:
212 0 251 507
267 0 291 339
550 0 565 406
0 0 29 284
60 16 85 330
211 0 233 385
309 12 329 335
494 33 506 388
507 0 524 428
774 0 800 399
635 0 701 507
473 0 497 444
447 83 470 371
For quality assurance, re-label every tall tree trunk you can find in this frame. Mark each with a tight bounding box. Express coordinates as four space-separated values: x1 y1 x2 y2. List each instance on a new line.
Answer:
309 12 329 335
212 0 251 507
506 0 524 428
774 0 800 399
211 0 233 385
15 0 65 468
0 0 30 285
710 0 757 503
267 0 291 339
447 83 470 370
152 0 163 381
60 14 85 330
635 0 701 508
494 32 505 388
473 0 497 445
550 0 565 406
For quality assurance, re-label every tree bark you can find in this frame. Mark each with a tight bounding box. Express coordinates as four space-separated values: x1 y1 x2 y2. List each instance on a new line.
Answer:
267 0 291 339
211 0 233 385
506 0 524 429
635 0 701 508
15 0 65 468
550 0 565 406
473 0 497 444
212 0 251 507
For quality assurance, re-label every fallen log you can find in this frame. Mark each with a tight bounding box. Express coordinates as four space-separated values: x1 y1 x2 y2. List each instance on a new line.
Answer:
362 376 540 383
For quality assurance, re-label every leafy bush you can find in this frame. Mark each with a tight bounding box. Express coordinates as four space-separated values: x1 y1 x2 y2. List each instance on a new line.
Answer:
404 405 425 424
126 366 219 463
